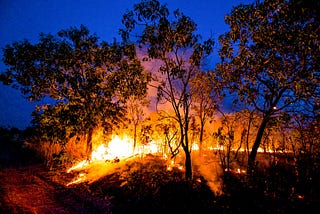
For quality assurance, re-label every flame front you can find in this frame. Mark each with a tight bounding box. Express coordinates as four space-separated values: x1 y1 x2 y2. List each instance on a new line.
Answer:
66 133 160 186
90 136 135 162
106 135 136 159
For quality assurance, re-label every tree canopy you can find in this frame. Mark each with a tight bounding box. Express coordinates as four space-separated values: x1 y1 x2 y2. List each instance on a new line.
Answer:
1 25 150 154
120 0 214 180
216 0 320 172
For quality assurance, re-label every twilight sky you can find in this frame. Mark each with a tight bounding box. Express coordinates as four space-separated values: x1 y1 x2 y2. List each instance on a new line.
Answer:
0 0 253 129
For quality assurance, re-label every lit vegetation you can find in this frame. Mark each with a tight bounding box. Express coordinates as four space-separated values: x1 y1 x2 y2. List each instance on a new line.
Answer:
0 0 319 212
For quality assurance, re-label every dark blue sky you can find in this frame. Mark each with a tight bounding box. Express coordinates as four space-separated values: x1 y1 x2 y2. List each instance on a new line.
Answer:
0 0 253 129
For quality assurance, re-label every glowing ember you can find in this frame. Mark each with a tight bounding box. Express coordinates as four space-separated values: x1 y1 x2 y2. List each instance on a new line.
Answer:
237 168 246 174
178 165 184 171
167 160 175 171
297 195 304 199
224 168 246 174
166 160 184 171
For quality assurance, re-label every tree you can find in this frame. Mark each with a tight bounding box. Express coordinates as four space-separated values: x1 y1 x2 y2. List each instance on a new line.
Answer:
121 0 214 180
126 95 150 154
216 0 320 175
1 25 150 159
190 71 219 158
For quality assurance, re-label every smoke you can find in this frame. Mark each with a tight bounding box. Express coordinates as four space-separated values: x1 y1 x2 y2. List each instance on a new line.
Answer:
193 155 223 195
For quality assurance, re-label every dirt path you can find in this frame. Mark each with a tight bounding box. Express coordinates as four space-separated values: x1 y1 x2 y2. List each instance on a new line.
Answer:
1 165 64 213
0 137 112 214
0 164 112 214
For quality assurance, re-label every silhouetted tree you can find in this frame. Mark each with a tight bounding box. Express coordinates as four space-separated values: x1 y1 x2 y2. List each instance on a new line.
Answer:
121 0 214 180
1 25 150 158
126 95 150 154
216 0 319 175
190 71 220 157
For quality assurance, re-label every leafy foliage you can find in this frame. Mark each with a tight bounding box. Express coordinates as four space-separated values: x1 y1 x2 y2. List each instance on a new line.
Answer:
121 0 214 180
1 25 150 148
216 0 320 170
190 71 220 155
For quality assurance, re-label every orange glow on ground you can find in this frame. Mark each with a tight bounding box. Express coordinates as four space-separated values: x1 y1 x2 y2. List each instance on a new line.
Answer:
66 132 165 186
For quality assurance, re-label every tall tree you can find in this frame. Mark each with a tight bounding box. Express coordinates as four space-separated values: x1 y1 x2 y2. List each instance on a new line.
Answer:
190 71 219 158
121 0 214 180
216 0 320 174
1 25 150 158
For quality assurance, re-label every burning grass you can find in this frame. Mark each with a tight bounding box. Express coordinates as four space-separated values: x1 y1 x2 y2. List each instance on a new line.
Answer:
11 125 317 213
2 135 320 213
65 130 162 186
59 128 222 212
63 153 318 213
66 155 136 186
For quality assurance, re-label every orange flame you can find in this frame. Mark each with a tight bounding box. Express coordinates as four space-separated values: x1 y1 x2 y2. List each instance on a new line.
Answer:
66 133 163 186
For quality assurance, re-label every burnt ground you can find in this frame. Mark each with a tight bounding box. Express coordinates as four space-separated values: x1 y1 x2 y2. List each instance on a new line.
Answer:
1 133 320 214
0 137 217 214
0 140 110 214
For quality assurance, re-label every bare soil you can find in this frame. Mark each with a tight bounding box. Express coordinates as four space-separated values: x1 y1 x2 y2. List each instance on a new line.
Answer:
0 141 110 214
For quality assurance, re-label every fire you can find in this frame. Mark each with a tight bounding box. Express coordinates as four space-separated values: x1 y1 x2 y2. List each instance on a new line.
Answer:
66 133 162 186
191 143 199 151
67 160 88 173
166 160 184 171
66 173 86 186
105 135 136 159
91 144 108 160
67 135 136 172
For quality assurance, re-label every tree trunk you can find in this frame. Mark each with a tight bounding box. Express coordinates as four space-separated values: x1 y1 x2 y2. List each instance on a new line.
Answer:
199 120 204 158
246 114 253 159
184 119 192 181
184 148 192 181
185 117 193 181
133 123 137 154
248 117 269 176
86 127 94 161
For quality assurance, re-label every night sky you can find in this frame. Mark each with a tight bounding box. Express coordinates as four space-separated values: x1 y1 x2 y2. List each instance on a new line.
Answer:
0 0 253 129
